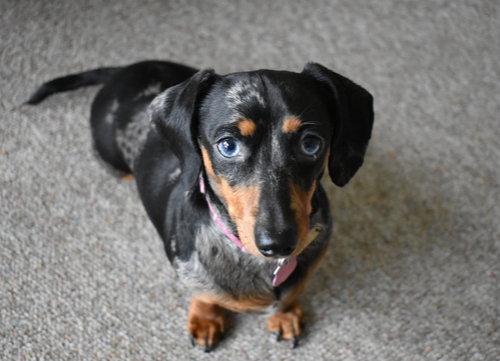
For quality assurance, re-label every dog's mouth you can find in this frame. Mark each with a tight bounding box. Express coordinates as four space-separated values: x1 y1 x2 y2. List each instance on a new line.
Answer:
270 224 324 286
243 220 325 261
201 175 324 259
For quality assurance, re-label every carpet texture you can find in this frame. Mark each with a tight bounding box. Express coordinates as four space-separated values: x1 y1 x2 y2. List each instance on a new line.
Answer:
1 0 499 360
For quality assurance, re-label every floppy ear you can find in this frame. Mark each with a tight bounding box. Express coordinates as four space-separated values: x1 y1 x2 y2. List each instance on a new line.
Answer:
148 69 217 181
303 63 374 187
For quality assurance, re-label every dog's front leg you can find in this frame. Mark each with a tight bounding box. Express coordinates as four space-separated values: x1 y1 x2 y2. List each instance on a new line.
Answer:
267 299 305 348
187 296 227 352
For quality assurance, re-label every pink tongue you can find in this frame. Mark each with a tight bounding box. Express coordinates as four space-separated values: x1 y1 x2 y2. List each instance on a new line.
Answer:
272 257 297 287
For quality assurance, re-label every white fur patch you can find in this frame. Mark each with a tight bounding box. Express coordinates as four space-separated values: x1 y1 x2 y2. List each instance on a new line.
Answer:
148 89 170 123
116 106 150 170
104 99 119 124
167 167 181 183
134 83 162 101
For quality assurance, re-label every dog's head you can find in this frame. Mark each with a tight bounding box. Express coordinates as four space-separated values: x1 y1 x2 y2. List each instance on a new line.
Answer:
149 63 374 259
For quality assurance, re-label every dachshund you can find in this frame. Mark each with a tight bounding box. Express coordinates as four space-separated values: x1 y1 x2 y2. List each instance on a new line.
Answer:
27 60 374 351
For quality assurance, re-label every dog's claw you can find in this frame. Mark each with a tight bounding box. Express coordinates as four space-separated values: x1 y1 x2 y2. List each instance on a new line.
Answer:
267 300 305 348
189 334 215 352
204 338 214 353
274 331 300 348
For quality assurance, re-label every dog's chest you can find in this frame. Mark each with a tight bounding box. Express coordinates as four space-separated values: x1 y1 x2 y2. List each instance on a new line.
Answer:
173 222 277 300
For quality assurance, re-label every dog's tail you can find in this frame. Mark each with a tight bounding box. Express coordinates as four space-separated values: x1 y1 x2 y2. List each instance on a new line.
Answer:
25 66 123 105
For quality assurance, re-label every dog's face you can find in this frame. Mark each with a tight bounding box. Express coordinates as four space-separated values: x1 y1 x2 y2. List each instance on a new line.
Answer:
149 63 373 260
198 71 333 258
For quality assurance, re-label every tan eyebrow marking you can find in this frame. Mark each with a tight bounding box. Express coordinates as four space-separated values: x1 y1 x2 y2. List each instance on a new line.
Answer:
282 117 302 133
237 118 257 136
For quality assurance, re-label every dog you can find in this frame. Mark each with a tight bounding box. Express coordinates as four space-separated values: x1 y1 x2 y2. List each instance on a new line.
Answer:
27 60 374 351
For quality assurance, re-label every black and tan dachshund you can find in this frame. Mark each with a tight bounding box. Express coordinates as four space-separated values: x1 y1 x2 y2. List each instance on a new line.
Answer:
27 60 374 351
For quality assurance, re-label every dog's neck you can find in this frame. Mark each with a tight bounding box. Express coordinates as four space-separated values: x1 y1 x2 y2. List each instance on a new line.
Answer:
199 176 247 252
199 176 297 287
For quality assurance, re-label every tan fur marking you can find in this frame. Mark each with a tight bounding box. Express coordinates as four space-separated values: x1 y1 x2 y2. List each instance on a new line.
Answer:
197 292 274 313
188 297 227 347
323 148 330 170
237 118 257 136
289 181 317 256
201 146 261 257
121 174 134 182
201 147 219 182
267 299 305 340
282 117 302 133
218 179 262 257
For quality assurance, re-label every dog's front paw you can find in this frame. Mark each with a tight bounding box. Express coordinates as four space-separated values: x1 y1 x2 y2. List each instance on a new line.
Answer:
187 297 227 352
267 299 305 348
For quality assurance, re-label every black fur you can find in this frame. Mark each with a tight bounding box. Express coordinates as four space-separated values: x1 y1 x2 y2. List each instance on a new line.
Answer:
27 60 374 349
25 67 123 105
303 63 374 187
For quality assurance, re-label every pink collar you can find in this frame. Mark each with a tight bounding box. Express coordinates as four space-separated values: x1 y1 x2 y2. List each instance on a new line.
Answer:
199 177 247 251
199 177 297 286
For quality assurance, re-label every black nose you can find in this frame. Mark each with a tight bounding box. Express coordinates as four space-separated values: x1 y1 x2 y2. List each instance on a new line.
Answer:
255 227 298 258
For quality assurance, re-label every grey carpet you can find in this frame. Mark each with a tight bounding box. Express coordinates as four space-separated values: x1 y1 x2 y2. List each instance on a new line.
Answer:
1 0 499 360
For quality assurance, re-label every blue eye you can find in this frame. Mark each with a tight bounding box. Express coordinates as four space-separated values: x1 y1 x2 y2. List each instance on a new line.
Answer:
217 138 241 157
301 137 321 155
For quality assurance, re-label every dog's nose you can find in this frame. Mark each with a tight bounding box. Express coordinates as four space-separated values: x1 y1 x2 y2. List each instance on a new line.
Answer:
255 227 298 258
